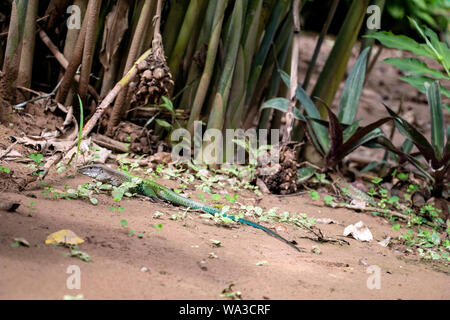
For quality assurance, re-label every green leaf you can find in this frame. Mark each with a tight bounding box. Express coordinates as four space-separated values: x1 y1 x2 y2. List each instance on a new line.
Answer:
260 98 305 121
324 104 343 163
0 166 10 173
399 75 450 98
29 153 43 164
160 96 174 113
383 57 449 79
338 47 370 125
343 120 362 142
308 190 320 201
155 119 172 129
211 194 220 201
338 118 391 160
364 31 435 60
120 219 128 227
424 81 444 160
297 167 316 184
280 71 329 153
89 198 98 205
383 104 438 168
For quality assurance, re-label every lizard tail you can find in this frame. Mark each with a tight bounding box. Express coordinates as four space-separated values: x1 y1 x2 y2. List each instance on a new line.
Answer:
236 217 302 252
198 201 302 252
160 189 302 252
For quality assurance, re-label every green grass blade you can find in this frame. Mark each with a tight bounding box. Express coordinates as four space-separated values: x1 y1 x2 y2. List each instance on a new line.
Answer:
364 31 435 60
424 81 444 161
383 57 450 80
280 71 329 152
399 75 450 98
338 47 370 125
207 0 243 131
383 103 438 167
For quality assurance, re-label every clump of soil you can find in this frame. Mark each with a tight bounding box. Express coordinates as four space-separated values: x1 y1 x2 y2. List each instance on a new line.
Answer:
256 143 301 194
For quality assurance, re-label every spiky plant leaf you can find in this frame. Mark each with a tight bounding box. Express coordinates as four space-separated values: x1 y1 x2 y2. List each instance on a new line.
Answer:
398 75 450 98
424 81 445 161
280 71 329 152
364 31 435 60
383 103 439 168
322 104 343 163
337 47 370 125
383 57 449 80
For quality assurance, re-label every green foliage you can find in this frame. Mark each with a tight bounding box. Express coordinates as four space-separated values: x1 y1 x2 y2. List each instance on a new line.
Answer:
366 18 450 97
380 89 448 196
261 48 388 169
0 166 10 173
385 0 450 35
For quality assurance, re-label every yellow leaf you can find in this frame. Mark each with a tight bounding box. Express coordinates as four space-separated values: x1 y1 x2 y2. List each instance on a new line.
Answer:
45 230 84 246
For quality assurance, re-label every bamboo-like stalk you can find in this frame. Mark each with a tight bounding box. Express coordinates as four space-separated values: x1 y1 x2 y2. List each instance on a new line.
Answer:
245 0 289 108
271 43 292 130
302 0 339 91
311 0 369 119
82 49 152 139
282 0 301 143
79 0 101 106
187 0 228 135
0 0 28 105
17 0 38 92
245 14 293 130
257 23 293 130
39 30 99 101
206 0 243 132
107 0 153 135
56 10 89 104
99 0 131 97
63 0 88 107
181 2 208 80
179 0 219 110
141 0 158 54
168 0 206 82
225 0 263 129
162 0 190 59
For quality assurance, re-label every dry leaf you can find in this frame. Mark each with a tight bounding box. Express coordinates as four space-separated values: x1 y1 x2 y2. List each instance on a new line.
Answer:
45 230 84 246
343 221 373 242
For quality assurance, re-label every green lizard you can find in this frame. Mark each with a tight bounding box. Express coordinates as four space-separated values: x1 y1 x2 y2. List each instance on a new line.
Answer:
78 164 302 252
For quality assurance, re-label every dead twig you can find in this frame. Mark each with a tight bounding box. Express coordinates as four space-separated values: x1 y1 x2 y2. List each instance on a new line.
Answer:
12 76 64 109
0 141 18 160
91 133 129 153
38 29 99 102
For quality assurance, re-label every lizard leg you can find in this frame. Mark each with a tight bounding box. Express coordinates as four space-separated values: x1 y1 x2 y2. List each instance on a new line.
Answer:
139 184 162 202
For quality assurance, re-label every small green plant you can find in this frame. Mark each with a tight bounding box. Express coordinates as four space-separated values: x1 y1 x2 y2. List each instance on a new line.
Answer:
29 153 44 175
66 246 92 262
366 17 450 99
377 83 449 197
143 96 177 131
0 165 10 173
262 48 390 170
308 190 320 201
26 201 36 211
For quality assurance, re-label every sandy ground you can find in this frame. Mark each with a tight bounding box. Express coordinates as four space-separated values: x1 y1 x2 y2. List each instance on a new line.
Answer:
0 34 449 300
0 167 448 300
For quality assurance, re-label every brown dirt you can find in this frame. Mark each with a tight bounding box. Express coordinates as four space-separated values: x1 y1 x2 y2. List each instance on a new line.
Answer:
0 161 448 300
0 35 449 300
